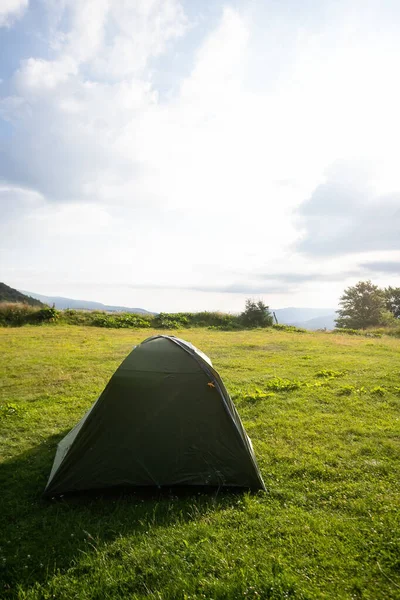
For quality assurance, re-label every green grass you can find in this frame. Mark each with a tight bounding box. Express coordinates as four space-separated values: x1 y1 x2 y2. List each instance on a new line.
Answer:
1 326 399 599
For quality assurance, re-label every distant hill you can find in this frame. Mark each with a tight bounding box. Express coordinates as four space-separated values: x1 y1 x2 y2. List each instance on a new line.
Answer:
291 314 337 330
20 290 153 314
271 307 337 330
0 282 45 307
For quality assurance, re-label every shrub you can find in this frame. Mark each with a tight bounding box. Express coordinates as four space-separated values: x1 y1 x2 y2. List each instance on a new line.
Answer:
153 313 190 329
192 311 240 330
31 306 60 323
0 302 39 326
90 314 116 327
240 299 273 328
61 309 90 325
272 324 307 333
90 312 151 329
369 326 400 338
0 302 60 326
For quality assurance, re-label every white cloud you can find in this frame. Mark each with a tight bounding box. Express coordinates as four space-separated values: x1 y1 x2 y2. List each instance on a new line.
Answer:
296 161 400 256
0 0 28 27
42 0 188 78
91 0 188 79
2 0 400 310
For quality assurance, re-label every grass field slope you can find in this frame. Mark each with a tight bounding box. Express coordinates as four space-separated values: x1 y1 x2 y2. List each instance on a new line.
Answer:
0 327 399 599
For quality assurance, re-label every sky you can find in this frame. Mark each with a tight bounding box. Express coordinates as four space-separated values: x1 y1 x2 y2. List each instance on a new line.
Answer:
1 0 399 313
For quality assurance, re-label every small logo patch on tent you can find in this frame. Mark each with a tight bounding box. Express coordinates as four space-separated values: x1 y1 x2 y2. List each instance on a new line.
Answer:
207 382 215 388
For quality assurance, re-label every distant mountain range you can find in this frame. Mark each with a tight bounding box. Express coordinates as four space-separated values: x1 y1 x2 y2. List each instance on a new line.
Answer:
272 307 337 330
19 290 153 314
291 314 337 330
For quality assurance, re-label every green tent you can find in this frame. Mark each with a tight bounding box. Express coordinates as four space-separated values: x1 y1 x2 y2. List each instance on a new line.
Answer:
44 335 265 496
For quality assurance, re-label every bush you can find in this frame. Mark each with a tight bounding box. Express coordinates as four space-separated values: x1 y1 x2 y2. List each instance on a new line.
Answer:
90 313 152 329
61 309 91 325
190 311 240 330
240 299 273 328
0 302 60 326
272 324 307 333
59 310 152 328
153 313 189 329
32 306 60 323
0 303 40 326
368 326 400 338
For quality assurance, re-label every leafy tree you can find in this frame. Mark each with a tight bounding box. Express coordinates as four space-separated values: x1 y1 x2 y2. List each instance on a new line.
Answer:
384 286 400 319
335 281 386 329
240 299 273 328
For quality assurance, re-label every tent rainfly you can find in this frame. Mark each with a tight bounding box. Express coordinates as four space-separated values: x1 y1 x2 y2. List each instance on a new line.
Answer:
44 335 265 496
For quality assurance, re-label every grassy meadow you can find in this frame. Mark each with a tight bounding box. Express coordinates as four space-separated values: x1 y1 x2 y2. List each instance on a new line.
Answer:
1 326 399 599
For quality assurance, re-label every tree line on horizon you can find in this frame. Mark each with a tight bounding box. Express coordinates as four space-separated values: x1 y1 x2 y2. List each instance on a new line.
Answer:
0 280 399 332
